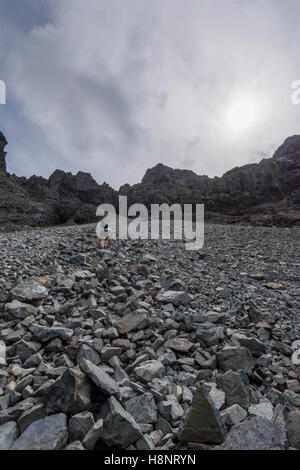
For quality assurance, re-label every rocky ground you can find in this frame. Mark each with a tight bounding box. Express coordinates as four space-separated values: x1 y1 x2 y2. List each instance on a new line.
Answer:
0 222 300 450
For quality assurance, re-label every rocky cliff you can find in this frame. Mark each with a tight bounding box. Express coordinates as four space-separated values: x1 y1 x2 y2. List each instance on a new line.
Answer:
120 136 300 227
0 130 299 230
0 132 118 231
0 131 7 173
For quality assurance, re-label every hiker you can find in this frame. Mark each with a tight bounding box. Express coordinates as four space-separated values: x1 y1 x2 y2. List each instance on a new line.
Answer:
98 223 112 248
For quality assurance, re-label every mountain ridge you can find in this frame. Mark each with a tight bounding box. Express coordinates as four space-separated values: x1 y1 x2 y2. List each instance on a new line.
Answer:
0 130 300 230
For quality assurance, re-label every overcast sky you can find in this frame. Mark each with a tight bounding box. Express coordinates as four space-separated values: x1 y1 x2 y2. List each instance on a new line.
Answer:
1 0 300 189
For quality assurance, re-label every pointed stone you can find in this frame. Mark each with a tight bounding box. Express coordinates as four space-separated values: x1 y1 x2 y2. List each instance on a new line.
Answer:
178 385 227 444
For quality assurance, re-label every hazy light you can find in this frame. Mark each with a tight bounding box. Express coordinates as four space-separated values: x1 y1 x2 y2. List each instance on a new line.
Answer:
225 93 262 137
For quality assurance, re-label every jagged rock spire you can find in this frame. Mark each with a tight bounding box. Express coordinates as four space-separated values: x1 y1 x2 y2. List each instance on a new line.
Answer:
0 130 7 173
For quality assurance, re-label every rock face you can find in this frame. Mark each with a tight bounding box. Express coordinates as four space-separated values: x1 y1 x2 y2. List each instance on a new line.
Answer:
120 135 300 227
0 131 118 230
0 130 300 229
0 131 7 173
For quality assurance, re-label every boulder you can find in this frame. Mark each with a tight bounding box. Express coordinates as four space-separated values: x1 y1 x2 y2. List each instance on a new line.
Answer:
216 370 250 409
11 280 48 302
0 421 18 450
134 360 165 383
69 411 95 442
98 396 142 448
286 409 300 449
217 346 255 374
79 358 119 396
124 393 157 424
29 324 73 343
216 416 287 450
178 386 227 444
12 413 68 450
157 291 192 306
115 311 149 334
220 404 247 426
47 368 91 413
5 300 37 320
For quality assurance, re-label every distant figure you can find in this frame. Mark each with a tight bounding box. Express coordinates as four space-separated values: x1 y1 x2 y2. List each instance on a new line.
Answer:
98 223 112 248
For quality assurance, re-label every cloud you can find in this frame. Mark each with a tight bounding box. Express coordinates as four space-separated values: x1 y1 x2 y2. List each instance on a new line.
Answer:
1 0 300 188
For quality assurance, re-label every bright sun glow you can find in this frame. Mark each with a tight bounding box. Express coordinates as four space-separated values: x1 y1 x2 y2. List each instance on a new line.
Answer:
225 94 261 136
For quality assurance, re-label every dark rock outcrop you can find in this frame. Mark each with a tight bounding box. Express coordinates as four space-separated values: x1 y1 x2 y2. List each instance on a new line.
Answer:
0 131 7 173
0 130 299 229
0 132 118 230
120 136 300 227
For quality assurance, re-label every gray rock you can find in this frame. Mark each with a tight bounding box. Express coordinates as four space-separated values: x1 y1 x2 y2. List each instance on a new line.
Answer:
178 385 227 444
64 440 86 450
11 280 48 302
47 368 91 413
101 346 123 362
158 394 184 421
0 400 34 425
283 389 300 407
164 337 193 353
12 413 68 450
17 403 46 434
5 300 37 320
286 410 300 449
82 419 104 450
0 421 18 450
70 254 86 264
15 340 41 362
196 324 222 346
221 404 247 426
124 393 157 424
79 358 119 396
291 348 300 366
216 370 250 409
98 396 142 448
0 395 10 411
248 398 274 420
15 374 33 393
23 353 42 368
232 333 266 352
134 360 165 383
206 382 226 410
29 324 73 343
216 416 287 450
76 344 101 365
115 311 149 334
156 416 172 435
69 411 95 442
0 340 6 366
157 290 192 306
135 435 155 450
217 346 255 374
